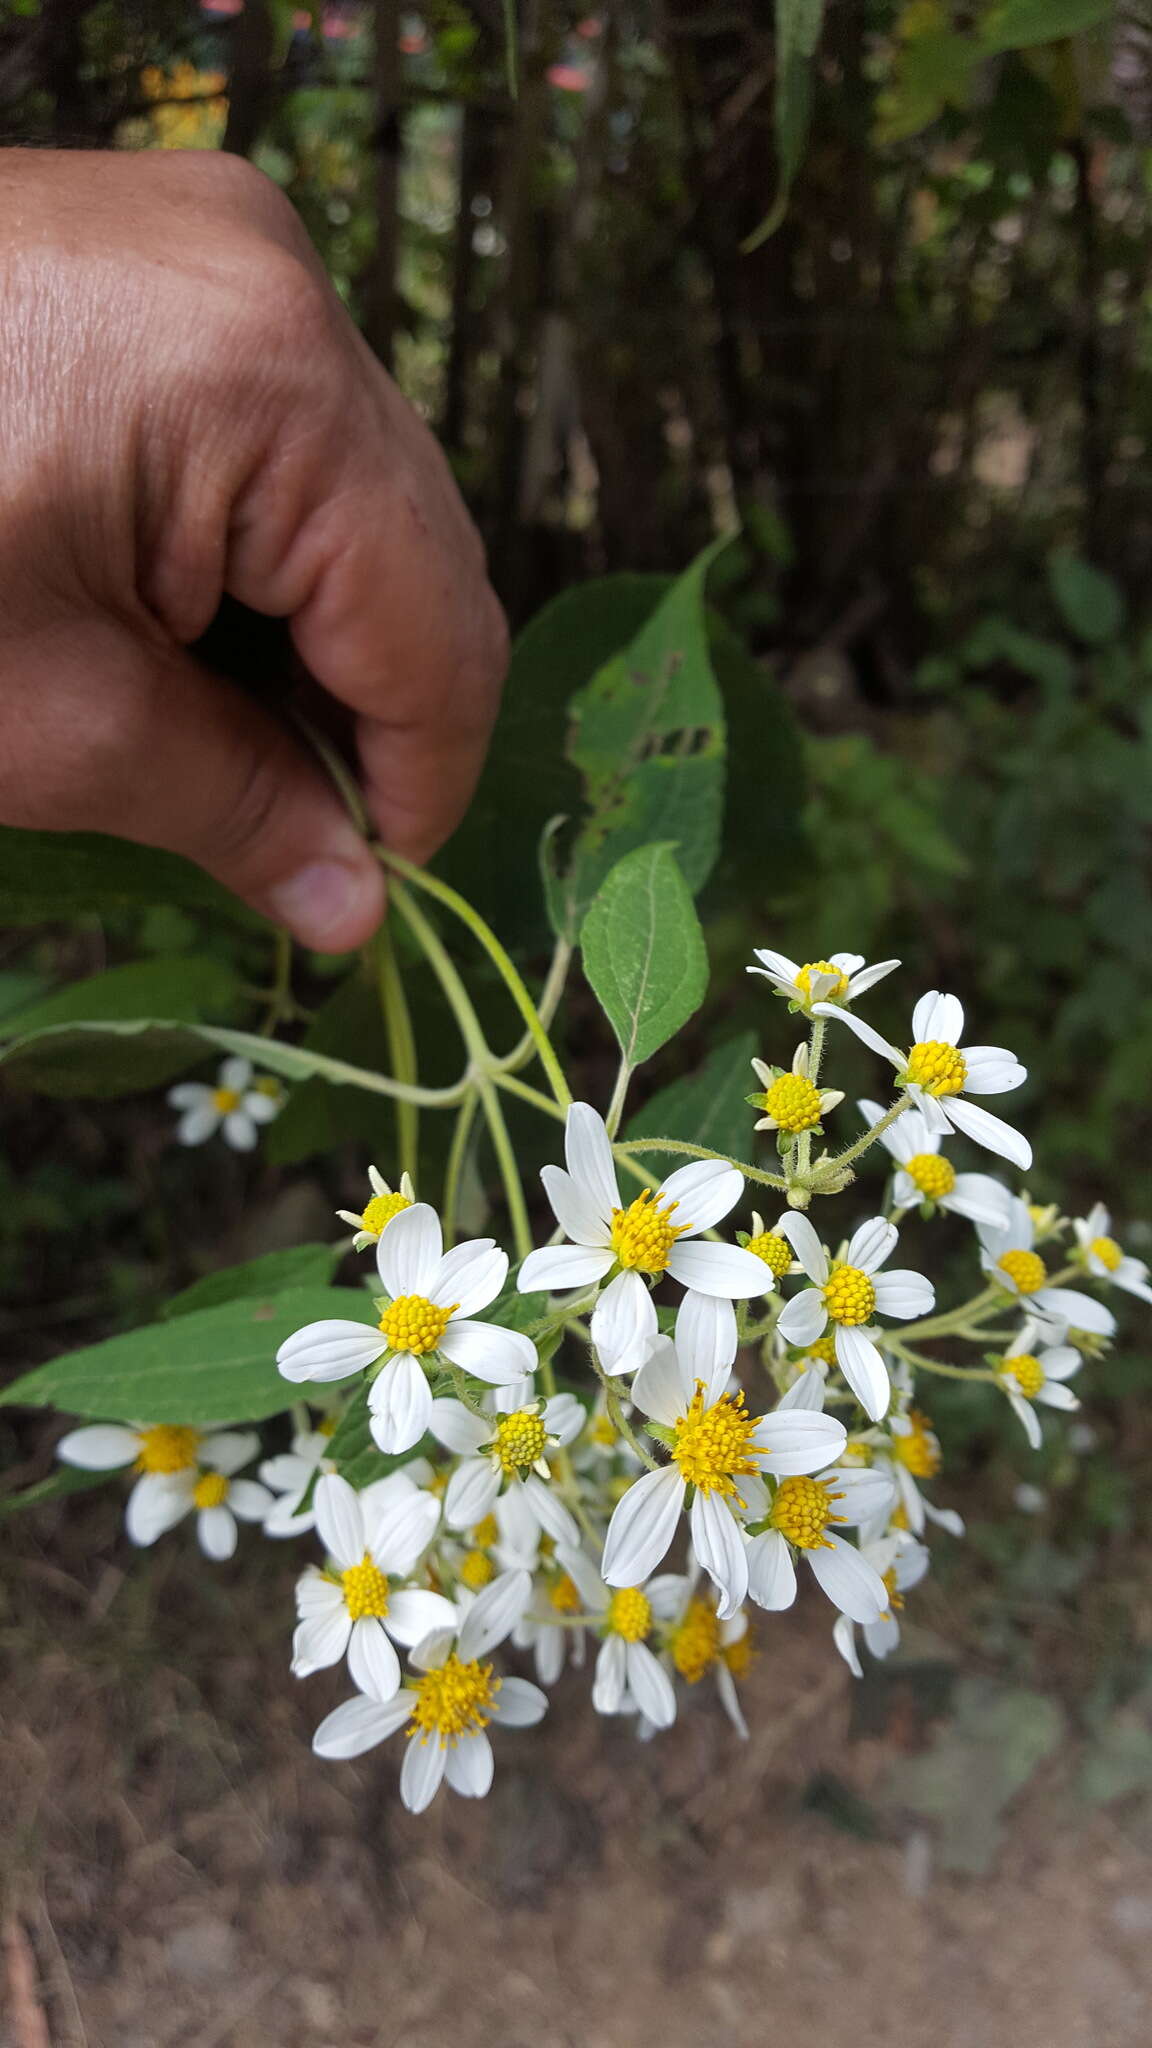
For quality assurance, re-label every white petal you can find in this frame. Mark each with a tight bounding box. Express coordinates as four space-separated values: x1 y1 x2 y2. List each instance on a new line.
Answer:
871 1271 935 1319
943 1174 1015 1228
367 1353 433 1454
833 1614 864 1678
1035 1381 1079 1412
665 1240 770 1299
749 947 800 987
543 1392 585 1447
775 1288 828 1346
941 1096 1032 1171
564 1101 621 1218
439 1318 536 1386
808 1532 889 1622
222 1111 258 1152
1034 1288 1115 1338
834 1326 890 1421
776 1368 826 1411
1006 1389 1042 1449
201 1429 260 1477
689 1490 748 1620
276 1320 384 1385
444 1458 501 1531
220 1056 252 1093
313 1473 365 1570
755 1411 847 1477
347 1618 402 1702
674 1291 737 1405
858 1098 918 1163
601 1465 684 1587
490 1675 548 1727
656 1159 744 1235
444 1729 494 1798
369 1488 439 1577
591 1270 658 1376
626 1641 677 1729
517 1244 615 1292
242 1090 281 1124
292 1606 353 1676
630 1335 690 1426
197 1505 237 1560
960 1048 1027 1094
845 1218 897 1275
776 1212 829 1284
125 1472 191 1546
385 1589 458 1648
296 1570 346 1619
746 1529 797 1610
911 991 963 1046
313 1693 411 1759
592 1635 627 1714
376 1201 442 1299
1040 1346 1081 1384
400 1734 448 1814
176 1104 219 1146
227 1479 273 1523
430 1240 507 1317
458 1567 532 1659
845 958 900 996
540 1164 611 1248
167 1082 208 1109
522 1472 580 1550
829 1467 896 1526
428 1398 492 1456
56 1424 140 1470
811 1004 900 1063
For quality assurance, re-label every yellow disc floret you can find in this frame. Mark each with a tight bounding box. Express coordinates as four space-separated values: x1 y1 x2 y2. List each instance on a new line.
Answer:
747 1230 792 1278
493 1408 548 1476
589 1412 617 1448
341 1551 391 1619
549 1571 582 1614
722 1629 754 1679
904 1041 967 1096
606 1586 652 1642
999 1352 1045 1399
906 1153 956 1201
770 1474 845 1549
1091 1235 1123 1273
193 1471 229 1509
893 1409 941 1478
136 1424 200 1474
795 960 850 1004
997 1249 1047 1296
378 1293 455 1355
672 1384 759 1498
763 1073 824 1133
212 1086 241 1114
408 1655 499 1744
459 1548 495 1590
360 1190 413 1238
670 1599 720 1682
609 1190 686 1274
804 1334 839 1368
472 1514 499 1548
823 1262 877 1326
881 1566 904 1612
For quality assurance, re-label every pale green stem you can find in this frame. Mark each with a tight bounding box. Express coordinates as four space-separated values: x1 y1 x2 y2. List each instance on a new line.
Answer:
374 918 419 1183
493 1074 658 1191
888 1341 998 1384
604 1057 633 1140
476 1074 533 1263
796 1015 826 1179
820 1095 910 1176
442 1091 479 1247
901 1283 1005 1342
612 1136 787 1192
258 927 295 1036
492 938 573 1075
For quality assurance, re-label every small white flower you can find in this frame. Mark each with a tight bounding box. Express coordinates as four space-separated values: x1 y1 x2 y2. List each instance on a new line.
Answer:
58 1421 271 1555
557 1549 678 1731
167 1057 283 1152
832 1532 930 1675
311 1569 547 1815
774 1212 935 1421
748 948 899 1015
857 1098 1013 1230
260 1427 336 1536
744 1377 896 1625
992 1322 1082 1450
517 1103 769 1340
600 1295 847 1619
1073 1203 1152 1305
427 1389 584 1550
650 1572 752 1737
750 1043 844 1138
978 1198 1115 1339
336 1167 416 1252
276 1202 536 1455
817 991 1032 1171
292 1472 454 1700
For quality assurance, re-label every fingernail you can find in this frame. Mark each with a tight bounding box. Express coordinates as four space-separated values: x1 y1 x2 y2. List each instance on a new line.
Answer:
267 859 384 951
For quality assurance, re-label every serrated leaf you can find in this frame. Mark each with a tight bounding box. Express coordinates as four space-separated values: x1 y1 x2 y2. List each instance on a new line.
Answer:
0 827 253 923
1047 549 1125 645
624 1033 758 1170
163 1243 343 1319
581 843 708 1069
0 1286 379 1425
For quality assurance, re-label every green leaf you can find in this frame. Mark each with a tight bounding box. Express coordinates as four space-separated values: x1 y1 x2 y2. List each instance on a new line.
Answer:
0 1018 393 1103
1047 550 1126 645
546 542 729 941
163 1243 343 1319
0 827 252 924
0 1286 379 1425
0 1463 111 1520
624 1033 758 1171
0 957 246 1041
981 0 1113 55
743 0 825 249
581 843 709 1069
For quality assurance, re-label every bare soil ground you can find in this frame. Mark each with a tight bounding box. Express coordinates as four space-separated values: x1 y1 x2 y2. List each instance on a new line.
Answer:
3 1498 1151 2048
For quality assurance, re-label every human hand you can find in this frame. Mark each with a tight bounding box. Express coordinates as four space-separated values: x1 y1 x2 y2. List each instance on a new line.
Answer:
0 149 508 949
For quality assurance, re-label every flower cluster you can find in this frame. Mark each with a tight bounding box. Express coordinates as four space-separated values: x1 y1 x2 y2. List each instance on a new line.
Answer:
63 951 1148 1817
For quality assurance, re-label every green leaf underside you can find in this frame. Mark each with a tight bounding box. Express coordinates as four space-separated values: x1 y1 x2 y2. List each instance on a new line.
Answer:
581 843 709 1069
0 1286 379 1426
163 1243 343 1319
625 1032 759 1169
0 1018 400 1102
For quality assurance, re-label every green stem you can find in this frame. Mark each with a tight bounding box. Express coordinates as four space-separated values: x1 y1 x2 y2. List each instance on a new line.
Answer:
612 1136 787 1192
888 1341 998 1384
475 1074 533 1262
258 927 295 1036
492 938 573 1075
442 1091 479 1247
604 1057 633 1139
901 1283 1005 1343
821 1095 910 1176
374 918 419 1182
796 1016 826 1180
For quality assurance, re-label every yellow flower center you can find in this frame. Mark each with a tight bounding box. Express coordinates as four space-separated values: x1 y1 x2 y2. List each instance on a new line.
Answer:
671 1384 759 1498
360 1190 413 1238
840 1440 874 1466
769 1474 845 1549
997 1249 1047 1296
1091 1235 1123 1273
892 1409 941 1478
890 1500 910 1531
670 1599 719 1682
341 1551 391 1619
378 1293 455 1355
999 1352 1045 1399
549 1571 582 1614
881 1566 904 1612
823 1262 876 1326
795 960 850 1004
763 1073 823 1133
136 1424 200 1475
589 1412 617 1448
906 1153 956 1201
316 1415 339 1439
408 1655 499 1744
212 1087 241 1114
459 1548 495 1591
192 1471 229 1509
904 1041 967 1096
609 1190 686 1273
606 1586 652 1643
803 1335 839 1368
722 1629 754 1679
472 1513 499 1547
493 1408 548 1476
746 1230 792 1278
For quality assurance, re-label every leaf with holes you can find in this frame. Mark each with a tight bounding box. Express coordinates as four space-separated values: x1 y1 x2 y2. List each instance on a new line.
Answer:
581 843 709 1070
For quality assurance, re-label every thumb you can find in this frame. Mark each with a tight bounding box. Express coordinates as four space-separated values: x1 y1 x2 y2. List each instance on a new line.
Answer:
6 615 385 951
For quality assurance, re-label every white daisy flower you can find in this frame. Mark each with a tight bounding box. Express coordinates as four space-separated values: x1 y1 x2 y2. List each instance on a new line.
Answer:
1073 1203 1152 1306
750 1043 844 1139
857 1098 1013 1230
557 1548 678 1730
427 1389 584 1550
276 1202 536 1455
993 1323 1082 1450
167 1057 283 1152
291 1472 454 1700
748 948 900 1016
336 1166 416 1252
978 1198 1115 1338
259 1425 338 1536
816 990 1032 1171
57 1418 202 1536
600 1294 847 1619
773 1211 935 1422
124 1430 269 1558
743 1375 897 1625
516 1102 769 1337
311 1569 547 1815
868 1406 965 1543
647 1570 752 1738
832 1531 930 1676
511 1552 590 1688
